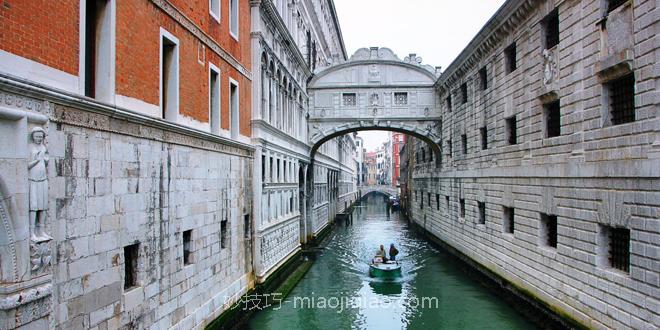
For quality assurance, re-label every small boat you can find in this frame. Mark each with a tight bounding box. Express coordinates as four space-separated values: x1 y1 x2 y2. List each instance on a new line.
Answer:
369 257 402 279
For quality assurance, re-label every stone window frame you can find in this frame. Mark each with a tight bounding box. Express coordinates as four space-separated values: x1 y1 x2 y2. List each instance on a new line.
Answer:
543 99 561 138
182 229 193 265
597 224 631 274
478 66 488 91
539 213 558 249
209 0 221 23
502 206 515 234
209 63 221 134
229 77 240 139
504 42 517 74
160 28 180 122
393 92 408 106
229 0 239 40
342 92 357 107
541 8 560 50
505 115 517 145
477 201 486 225
459 198 466 219
123 243 140 291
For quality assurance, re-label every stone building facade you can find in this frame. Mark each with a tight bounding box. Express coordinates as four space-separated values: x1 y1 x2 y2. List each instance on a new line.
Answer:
0 0 254 328
407 0 659 328
249 0 357 284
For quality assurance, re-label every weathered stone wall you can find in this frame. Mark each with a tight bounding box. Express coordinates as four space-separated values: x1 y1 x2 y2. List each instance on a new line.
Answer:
0 84 254 329
409 0 659 328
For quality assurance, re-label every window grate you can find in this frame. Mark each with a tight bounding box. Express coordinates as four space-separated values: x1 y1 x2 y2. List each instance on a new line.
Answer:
460 199 465 218
544 9 559 49
478 202 486 224
343 93 356 107
607 0 627 13
609 227 630 272
480 126 488 150
394 92 408 106
609 74 635 125
545 100 561 138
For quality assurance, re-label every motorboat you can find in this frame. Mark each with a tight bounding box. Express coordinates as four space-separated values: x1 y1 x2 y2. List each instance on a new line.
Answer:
369 257 402 279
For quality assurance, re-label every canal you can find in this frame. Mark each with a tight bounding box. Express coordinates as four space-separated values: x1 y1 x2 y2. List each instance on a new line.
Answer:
248 193 537 329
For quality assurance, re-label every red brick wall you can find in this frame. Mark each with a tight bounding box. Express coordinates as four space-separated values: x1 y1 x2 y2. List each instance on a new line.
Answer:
0 0 79 75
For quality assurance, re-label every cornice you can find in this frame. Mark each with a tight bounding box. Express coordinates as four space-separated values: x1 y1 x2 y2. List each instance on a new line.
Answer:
436 0 538 93
150 0 252 80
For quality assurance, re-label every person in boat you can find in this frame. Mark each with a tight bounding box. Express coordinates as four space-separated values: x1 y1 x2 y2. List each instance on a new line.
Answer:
374 245 388 263
389 244 399 261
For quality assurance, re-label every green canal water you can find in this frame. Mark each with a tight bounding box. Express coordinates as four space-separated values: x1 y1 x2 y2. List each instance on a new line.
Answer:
248 194 537 329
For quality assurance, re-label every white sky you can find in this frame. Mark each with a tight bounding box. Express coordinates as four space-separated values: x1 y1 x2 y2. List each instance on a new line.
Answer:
333 0 507 152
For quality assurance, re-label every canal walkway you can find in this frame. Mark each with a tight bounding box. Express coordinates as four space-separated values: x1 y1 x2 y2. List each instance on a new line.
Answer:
248 194 537 329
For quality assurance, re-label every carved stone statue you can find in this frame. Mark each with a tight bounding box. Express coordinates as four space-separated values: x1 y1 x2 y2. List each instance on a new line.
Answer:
370 93 379 106
542 49 557 86
28 127 51 242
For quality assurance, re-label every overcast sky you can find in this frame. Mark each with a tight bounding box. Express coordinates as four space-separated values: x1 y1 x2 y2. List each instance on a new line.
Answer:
333 0 507 151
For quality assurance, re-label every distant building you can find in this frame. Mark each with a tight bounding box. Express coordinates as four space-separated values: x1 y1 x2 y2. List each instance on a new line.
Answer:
391 132 405 186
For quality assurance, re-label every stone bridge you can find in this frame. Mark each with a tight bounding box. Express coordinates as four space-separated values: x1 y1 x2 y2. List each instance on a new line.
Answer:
307 47 443 157
359 185 399 198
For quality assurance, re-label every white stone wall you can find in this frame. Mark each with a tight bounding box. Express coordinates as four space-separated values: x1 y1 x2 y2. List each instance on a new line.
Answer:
409 0 659 328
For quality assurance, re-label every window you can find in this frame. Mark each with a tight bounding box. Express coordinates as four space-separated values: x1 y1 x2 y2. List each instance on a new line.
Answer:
540 213 558 248
244 214 251 239
607 73 635 125
544 100 561 138
480 126 488 150
504 43 517 74
183 230 192 265
84 0 112 102
343 93 356 107
428 193 431 207
607 0 627 13
446 95 452 112
478 202 486 224
461 83 468 104
506 116 517 145
503 206 514 234
436 194 440 210
221 220 228 249
543 9 559 49
161 30 179 121
209 65 220 134
479 66 488 90
445 196 450 210
394 92 408 106
123 243 139 290
261 155 266 181
448 138 453 156
276 159 281 182
461 134 468 155
229 79 239 139
600 225 630 272
209 0 220 21
420 191 424 209
229 0 239 39
459 199 465 218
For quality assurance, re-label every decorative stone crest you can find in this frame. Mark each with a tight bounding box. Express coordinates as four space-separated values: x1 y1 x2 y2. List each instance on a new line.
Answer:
368 65 380 82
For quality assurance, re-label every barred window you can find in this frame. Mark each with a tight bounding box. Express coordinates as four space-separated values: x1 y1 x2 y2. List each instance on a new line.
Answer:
601 226 630 272
124 243 139 290
461 83 468 104
545 100 561 138
503 206 514 234
504 43 517 74
459 199 465 218
543 9 559 49
478 202 486 224
540 214 558 248
394 92 408 106
608 74 635 125
480 126 488 150
342 93 356 107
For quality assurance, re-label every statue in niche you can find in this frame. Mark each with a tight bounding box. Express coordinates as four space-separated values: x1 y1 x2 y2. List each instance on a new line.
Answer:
28 127 51 242
370 93 379 106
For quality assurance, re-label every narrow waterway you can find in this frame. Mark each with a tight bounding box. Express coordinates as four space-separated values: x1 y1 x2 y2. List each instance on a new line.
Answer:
248 194 537 329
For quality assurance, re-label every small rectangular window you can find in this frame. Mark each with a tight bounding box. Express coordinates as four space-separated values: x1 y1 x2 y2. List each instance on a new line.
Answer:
503 206 514 234
161 32 179 120
124 243 139 290
504 43 517 74
229 0 239 39
394 92 408 106
436 194 440 210
459 199 465 218
244 214 251 239
479 67 488 90
428 193 431 207
540 214 558 248
480 126 488 150
221 220 228 249
183 230 192 265
461 134 468 155
209 67 220 134
446 95 452 112
608 73 635 125
543 9 559 49
506 116 517 145
601 225 630 272
478 202 486 224
607 0 627 13
445 196 450 210
229 80 240 139
84 0 112 101
545 100 561 138
343 93 357 107
448 138 453 156
461 83 468 104
420 191 424 209
209 0 220 21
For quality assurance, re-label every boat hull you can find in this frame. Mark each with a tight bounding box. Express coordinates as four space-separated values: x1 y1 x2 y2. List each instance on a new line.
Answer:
369 263 402 279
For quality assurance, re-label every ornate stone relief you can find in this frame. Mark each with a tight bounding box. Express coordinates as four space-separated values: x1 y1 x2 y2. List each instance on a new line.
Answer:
542 48 558 86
